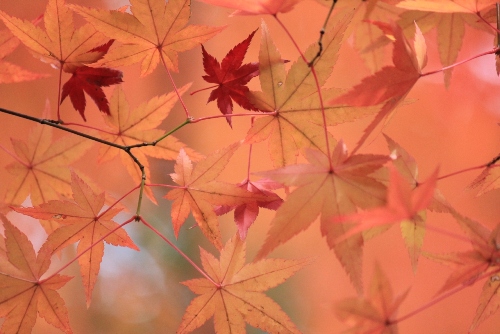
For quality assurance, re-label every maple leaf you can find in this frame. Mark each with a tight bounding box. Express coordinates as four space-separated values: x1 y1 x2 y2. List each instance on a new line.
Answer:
165 143 270 249
178 233 306 333
397 0 498 13
330 21 427 151
214 178 283 240
0 24 48 84
333 150 437 236
470 273 500 332
70 0 225 76
3 103 92 230
255 141 389 292
397 9 487 87
98 84 202 204
424 212 497 293
0 215 73 334
246 15 378 167
201 29 259 127
14 171 138 306
0 0 122 119
330 0 402 73
60 41 123 121
467 164 500 196
335 263 410 334
197 0 303 15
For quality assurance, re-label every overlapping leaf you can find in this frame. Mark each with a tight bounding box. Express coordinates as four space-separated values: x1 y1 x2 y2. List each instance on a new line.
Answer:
331 21 427 151
245 15 379 167
255 141 389 292
334 164 437 272
330 0 402 73
201 29 259 127
214 178 283 240
70 0 224 76
0 215 72 334
178 233 306 333
397 0 498 13
336 263 409 334
14 171 138 306
0 22 48 83
397 9 489 87
98 84 202 203
166 143 271 249
0 0 122 119
4 104 92 228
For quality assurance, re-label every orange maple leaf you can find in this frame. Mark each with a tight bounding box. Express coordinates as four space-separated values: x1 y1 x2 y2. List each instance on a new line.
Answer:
98 84 202 203
425 212 498 293
336 263 410 334
197 0 303 15
255 141 389 292
0 0 108 72
14 171 138 306
333 166 438 245
165 143 270 249
0 215 72 334
245 15 377 167
178 233 306 333
422 212 500 330
330 21 427 151
70 0 225 76
3 103 92 219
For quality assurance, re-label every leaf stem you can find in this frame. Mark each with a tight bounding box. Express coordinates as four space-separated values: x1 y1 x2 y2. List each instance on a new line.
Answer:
246 117 255 180
190 84 219 95
97 185 141 220
0 107 126 150
159 52 191 118
39 217 135 284
190 111 276 123
392 268 500 324
139 217 220 287
61 122 118 135
421 48 499 77
150 118 191 146
0 143 29 167
273 14 333 170
437 164 489 181
56 67 63 121
145 183 185 189
307 0 337 67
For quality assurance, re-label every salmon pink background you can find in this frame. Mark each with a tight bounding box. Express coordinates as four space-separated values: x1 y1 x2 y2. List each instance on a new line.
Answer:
1 0 500 333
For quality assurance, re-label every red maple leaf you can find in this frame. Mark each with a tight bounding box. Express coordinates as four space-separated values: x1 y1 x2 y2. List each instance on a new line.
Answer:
0 0 123 120
201 30 259 127
214 178 283 240
60 41 123 121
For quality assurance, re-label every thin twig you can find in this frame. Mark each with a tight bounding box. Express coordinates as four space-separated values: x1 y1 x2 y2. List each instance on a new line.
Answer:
140 217 220 287
308 0 337 67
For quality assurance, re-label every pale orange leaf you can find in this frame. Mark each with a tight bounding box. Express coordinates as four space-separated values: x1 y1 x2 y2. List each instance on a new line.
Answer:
0 215 72 334
13 171 138 306
166 143 270 249
70 0 225 76
178 233 306 333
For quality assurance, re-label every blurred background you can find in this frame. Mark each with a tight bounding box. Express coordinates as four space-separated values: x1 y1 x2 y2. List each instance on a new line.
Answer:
1 0 500 333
